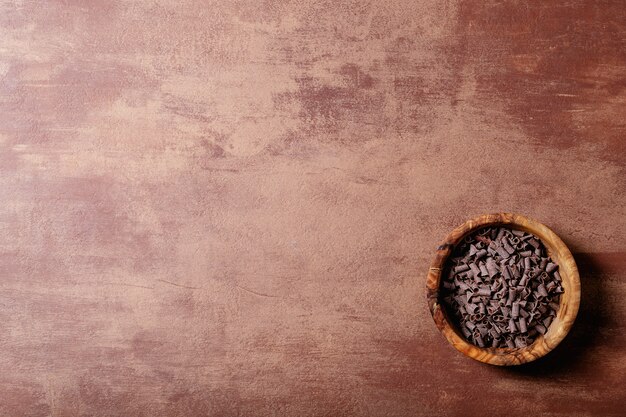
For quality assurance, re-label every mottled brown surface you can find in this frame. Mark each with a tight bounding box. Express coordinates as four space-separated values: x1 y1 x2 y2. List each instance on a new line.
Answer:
0 1 625 416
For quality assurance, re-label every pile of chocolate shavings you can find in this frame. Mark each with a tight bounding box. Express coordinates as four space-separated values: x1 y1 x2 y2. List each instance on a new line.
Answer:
440 227 564 349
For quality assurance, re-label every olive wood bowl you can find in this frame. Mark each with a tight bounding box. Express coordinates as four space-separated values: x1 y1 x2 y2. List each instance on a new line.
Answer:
426 213 581 366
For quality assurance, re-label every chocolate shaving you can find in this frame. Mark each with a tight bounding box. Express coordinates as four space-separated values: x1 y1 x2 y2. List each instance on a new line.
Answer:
469 263 481 277
477 288 491 297
514 336 527 348
502 239 515 255
496 246 510 259
518 317 527 333
537 284 548 298
543 316 553 328
511 301 520 318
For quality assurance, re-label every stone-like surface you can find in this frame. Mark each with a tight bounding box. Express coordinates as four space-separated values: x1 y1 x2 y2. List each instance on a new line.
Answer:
0 1 624 416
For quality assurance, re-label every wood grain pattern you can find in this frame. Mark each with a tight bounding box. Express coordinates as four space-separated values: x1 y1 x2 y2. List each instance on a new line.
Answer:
0 0 625 416
427 213 580 365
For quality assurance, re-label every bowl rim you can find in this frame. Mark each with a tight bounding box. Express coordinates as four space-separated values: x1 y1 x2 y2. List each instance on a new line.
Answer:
426 213 581 366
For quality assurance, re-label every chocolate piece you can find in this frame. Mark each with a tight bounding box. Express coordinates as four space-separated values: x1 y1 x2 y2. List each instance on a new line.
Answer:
511 301 520 318
470 263 481 277
518 317 527 333
537 284 549 297
502 239 515 255
485 258 498 278
477 288 491 296
508 318 517 333
475 249 488 260
543 316 553 329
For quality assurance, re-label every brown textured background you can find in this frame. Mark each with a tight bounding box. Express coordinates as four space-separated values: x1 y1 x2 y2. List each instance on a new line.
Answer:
1 1 625 416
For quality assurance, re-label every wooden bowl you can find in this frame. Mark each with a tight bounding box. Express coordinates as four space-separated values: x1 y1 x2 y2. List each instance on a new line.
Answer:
426 213 581 366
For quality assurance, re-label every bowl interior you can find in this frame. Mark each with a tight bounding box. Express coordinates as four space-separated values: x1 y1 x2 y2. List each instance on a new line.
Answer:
426 213 581 365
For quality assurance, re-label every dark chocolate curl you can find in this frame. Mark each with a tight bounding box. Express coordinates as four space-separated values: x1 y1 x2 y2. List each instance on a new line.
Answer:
508 318 517 333
486 258 498 278
477 288 491 297
496 245 510 259
502 265 511 281
503 239 515 255
519 274 529 287
537 284 549 297
478 303 486 314
518 317 527 333
470 263 481 277
543 316 553 329
489 328 499 339
511 301 520 318
546 262 557 273
492 314 505 323
507 288 517 306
